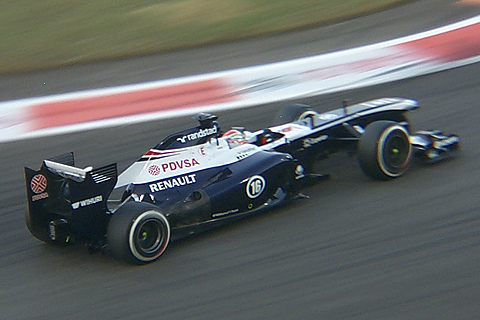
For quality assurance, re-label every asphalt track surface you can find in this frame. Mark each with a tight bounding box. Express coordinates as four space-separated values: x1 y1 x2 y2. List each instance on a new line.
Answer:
1 1 480 320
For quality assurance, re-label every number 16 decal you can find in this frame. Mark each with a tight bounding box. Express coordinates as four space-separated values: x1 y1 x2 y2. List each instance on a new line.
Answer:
246 175 266 199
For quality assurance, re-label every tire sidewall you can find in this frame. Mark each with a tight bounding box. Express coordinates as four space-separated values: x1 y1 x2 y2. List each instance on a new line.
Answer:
358 121 412 180
108 202 170 264
273 104 314 125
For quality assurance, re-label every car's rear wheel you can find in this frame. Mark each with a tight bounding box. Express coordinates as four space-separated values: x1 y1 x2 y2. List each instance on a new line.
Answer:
107 202 170 264
358 121 412 180
273 104 316 125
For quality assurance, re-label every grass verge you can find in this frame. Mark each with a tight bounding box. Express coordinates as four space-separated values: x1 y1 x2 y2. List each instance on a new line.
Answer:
1 0 415 74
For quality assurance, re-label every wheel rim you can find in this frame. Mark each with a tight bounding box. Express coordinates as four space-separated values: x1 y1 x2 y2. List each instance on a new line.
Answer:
136 219 163 254
383 132 409 169
129 211 170 262
378 126 411 177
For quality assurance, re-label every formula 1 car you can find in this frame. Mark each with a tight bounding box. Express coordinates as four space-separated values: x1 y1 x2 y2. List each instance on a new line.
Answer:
24 97 459 264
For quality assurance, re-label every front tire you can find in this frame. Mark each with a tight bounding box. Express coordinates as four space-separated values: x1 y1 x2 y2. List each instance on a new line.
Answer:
358 121 412 180
107 202 170 264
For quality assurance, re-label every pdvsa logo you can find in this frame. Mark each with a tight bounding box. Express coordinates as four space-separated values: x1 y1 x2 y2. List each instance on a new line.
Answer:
162 158 200 172
148 165 161 176
30 174 49 202
30 174 47 194
148 158 200 175
246 175 265 199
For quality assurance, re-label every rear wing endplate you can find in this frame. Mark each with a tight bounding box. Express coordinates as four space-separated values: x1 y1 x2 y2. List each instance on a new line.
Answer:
24 153 118 241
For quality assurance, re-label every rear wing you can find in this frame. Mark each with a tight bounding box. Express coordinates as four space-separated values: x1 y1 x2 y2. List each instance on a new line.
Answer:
24 153 117 242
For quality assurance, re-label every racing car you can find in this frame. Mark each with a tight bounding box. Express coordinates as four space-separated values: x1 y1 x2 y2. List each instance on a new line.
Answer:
24 97 459 264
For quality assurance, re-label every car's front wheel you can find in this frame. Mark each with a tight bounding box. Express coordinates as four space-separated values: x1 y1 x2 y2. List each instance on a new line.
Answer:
107 202 170 264
358 121 412 180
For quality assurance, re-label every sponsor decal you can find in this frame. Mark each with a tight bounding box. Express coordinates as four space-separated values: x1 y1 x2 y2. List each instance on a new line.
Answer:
30 174 49 201
32 192 49 202
149 174 197 192
159 158 200 173
71 195 103 210
147 159 201 176
303 135 328 148
148 165 161 176
246 175 266 199
30 174 47 194
212 208 239 218
176 126 218 144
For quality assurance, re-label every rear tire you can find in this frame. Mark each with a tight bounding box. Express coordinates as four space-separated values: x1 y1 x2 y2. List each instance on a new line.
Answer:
358 121 412 180
273 104 316 125
107 202 170 264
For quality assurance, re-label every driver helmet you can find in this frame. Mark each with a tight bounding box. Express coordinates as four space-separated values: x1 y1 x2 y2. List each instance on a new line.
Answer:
222 129 248 148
